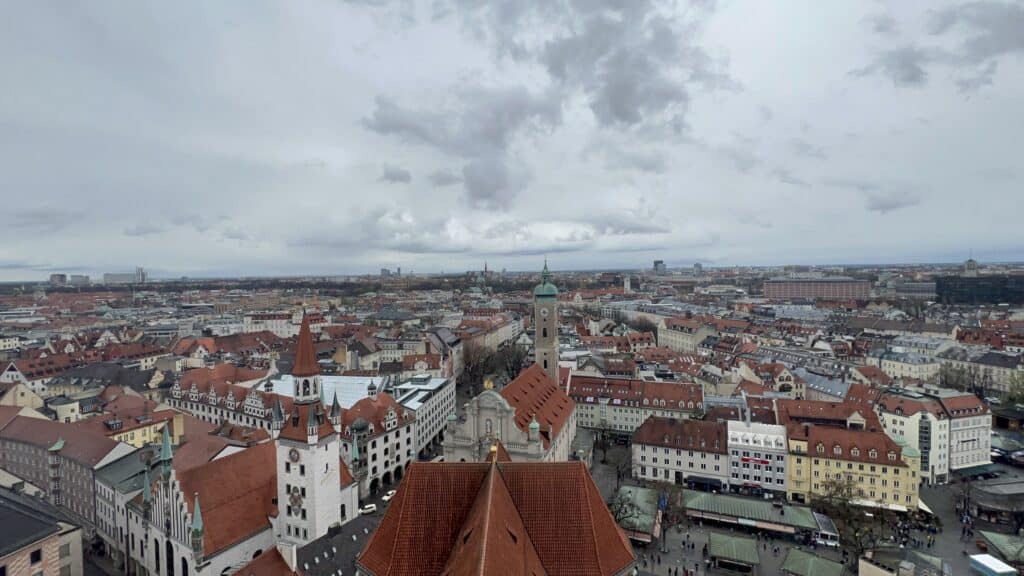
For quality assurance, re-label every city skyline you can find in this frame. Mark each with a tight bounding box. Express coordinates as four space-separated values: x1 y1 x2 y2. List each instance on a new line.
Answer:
2 1 1022 281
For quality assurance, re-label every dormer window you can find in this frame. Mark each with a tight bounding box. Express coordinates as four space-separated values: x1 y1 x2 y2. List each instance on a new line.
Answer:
833 445 842 456
816 443 824 454
888 451 897 461
869 449 878 459
851 448 860 458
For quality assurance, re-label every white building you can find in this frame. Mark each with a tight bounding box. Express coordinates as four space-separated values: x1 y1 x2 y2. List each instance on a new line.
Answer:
726 419 788 497
631 416 730 491
338 382 417 498
875 391 950 485
390 375 455 457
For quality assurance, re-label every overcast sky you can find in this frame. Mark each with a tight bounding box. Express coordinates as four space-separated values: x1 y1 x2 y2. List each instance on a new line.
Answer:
1 1 1022 281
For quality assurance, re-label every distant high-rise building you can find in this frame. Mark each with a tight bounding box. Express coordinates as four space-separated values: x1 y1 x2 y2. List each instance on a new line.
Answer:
49 273 67 286
68 274 90 286
693 262 703 275
623 275 632 294
396 266 401 277
134 266 146 284
102 272 136 284
963 258 979 278
763 276 870 300
653 259 667 275
381 268 391 278
936 275 1024 305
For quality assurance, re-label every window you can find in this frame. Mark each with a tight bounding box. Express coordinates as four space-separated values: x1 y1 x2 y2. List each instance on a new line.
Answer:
30 549 42 564
299 465 305 476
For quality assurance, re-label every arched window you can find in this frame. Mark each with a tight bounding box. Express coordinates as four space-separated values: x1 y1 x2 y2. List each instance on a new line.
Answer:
181 557 189 576
302 379 310 397
166 540 175 576
542 327 548 338
155 538 160 569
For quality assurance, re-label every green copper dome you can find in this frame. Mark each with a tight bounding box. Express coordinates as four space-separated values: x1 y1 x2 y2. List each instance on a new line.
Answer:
533 260 558 298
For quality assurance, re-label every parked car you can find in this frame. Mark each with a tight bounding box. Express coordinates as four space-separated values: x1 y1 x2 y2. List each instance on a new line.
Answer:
382 490 397 502
360 504 378 515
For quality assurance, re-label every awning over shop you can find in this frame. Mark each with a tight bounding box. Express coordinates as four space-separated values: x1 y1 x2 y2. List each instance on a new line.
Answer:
954 462 1001 477
850 498 909 513
918 500 934 515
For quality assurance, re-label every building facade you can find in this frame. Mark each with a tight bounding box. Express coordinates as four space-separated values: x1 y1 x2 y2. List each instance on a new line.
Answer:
632 417 729 491
727 420 788 497
568 376 703 436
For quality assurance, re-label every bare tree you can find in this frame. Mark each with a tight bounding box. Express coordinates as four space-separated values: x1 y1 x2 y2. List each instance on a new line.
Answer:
813 474 880 558
460 341 495 396
608 491 641 524
496 345 528 382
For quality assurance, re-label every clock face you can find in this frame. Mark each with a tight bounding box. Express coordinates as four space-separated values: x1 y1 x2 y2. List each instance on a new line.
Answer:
540 308 549 318
289 448 300 463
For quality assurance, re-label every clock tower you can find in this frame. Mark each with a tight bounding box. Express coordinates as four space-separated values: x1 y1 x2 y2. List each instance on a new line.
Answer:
275 314 341 545
533 260 560 385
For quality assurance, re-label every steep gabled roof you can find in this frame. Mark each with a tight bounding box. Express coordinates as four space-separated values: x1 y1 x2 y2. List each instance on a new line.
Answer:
176 442 277 556
358 460 634 576
498 364 574 449
292 316 320 377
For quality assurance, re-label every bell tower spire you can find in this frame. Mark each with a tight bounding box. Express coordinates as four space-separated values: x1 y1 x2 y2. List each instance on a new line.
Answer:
292 314 321 404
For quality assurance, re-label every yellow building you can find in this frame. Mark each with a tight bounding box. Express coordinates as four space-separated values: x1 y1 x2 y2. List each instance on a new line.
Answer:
73 410 184 448
787 424 919 510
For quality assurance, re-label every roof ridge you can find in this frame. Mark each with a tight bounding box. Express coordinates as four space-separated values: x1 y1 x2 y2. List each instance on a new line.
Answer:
578 460 606 575
475 462 498 575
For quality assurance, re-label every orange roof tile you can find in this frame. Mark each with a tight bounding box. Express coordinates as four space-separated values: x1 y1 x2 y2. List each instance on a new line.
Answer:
499 364 575 449
358 461 634 576
292 316 320 377
177 442 277 556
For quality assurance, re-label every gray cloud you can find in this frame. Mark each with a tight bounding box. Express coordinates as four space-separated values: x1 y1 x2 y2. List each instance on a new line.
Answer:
929 2 1024 63
789 137 827 160
380 165 412 183
852 46 933 86
865 14 898 35
772 167 808 187
124 223 165 237
428 169 462 187
827 179 921 214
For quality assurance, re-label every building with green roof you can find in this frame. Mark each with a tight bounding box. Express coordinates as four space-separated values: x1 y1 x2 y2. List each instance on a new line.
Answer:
781 548 846 576
708 532 760 573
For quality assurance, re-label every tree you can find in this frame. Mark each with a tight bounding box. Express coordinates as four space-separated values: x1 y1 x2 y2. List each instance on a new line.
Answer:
460 341 496 396
495 345 528 382
812 474 881 559
1006 371 1024 406
608 490 642 524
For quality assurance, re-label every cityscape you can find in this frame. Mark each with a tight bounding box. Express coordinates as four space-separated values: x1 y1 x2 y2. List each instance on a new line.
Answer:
3 2 1024 576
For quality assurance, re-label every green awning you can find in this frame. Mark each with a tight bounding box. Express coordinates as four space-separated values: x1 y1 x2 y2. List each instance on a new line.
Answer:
781 548 845 576
708 532 760 566
980 530 1024 563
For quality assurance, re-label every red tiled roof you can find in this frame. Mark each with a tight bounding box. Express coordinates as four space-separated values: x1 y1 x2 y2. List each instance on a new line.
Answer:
340 393 414 439
232 548 300 576
358 461 634 576
292 316 320 377
805 425 910 467
499 364 575 449
568 376 703 411
278 402 336 443
633 417 727 453
340 458 354 488
177 442 277 556
402 354 441 371
0 416 121 466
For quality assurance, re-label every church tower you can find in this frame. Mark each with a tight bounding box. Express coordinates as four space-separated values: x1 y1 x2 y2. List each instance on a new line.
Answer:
276 315 341 546
533 260 559 385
